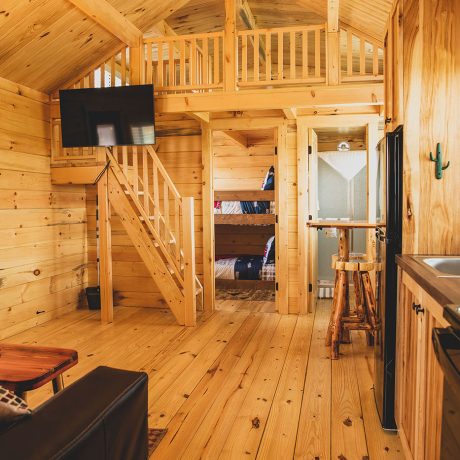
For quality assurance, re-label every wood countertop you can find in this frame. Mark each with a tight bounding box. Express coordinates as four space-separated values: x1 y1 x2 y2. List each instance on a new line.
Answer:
307 220 381 229
396 254 460 308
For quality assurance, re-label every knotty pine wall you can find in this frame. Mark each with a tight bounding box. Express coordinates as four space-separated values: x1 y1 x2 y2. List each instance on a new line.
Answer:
0 78 87 339
86 115 203 308
287 122 299 313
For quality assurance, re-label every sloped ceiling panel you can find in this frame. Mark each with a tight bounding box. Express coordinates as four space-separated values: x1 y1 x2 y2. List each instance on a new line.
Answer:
0 0 119 93
0 0 392 93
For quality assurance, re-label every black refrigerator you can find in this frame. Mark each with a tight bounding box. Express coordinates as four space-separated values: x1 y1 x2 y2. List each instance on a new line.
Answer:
374 125 403 430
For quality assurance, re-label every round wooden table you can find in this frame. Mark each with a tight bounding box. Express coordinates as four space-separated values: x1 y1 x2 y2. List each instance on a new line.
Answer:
307 220 380 359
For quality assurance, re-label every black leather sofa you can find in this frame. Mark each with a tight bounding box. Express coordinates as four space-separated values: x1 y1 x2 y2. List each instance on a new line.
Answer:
0 366 149 460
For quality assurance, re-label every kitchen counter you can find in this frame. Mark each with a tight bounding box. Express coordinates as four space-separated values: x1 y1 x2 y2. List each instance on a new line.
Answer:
396 255 460 308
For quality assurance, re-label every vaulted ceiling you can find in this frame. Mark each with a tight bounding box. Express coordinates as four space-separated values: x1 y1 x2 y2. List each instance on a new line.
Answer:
0 0 392 93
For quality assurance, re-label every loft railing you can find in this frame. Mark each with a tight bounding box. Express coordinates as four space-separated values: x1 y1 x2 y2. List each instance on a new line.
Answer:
237 24 327 87
143 32 224 93
49 24 384 163
340 27 384 82
50 46 131 162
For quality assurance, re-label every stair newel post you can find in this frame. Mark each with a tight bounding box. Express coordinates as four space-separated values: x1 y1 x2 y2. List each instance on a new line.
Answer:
182 197 197 326
163 182 170 252
98 152 113 324
132 146 139 196
142 147 150 215
152 161 160 234
174 198 181 265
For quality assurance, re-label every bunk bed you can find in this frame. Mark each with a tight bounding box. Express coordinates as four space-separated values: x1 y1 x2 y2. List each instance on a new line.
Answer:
214 197 275 289
214 190 276 225
214 165 276 291
214 236 276 290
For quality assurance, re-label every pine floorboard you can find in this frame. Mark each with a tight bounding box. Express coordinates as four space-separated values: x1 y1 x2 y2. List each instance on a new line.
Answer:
2 300 404 459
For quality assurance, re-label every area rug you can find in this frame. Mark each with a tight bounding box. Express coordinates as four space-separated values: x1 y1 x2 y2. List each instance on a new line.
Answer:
216 288 275 302
148 428 167 456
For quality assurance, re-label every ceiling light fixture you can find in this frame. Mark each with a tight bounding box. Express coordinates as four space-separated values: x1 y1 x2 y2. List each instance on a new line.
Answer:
337 141 350 152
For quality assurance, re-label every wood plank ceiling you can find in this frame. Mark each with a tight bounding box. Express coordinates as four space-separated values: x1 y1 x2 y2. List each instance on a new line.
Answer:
0 0 392 93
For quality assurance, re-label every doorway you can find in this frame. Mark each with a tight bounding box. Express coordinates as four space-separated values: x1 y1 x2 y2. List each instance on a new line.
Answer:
297 115 380 314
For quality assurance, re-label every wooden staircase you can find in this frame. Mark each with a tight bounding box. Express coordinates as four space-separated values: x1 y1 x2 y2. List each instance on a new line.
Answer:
105 146 202 326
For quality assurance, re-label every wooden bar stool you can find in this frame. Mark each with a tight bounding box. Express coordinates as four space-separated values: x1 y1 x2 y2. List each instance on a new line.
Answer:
326 257 379 359
306 221 382 360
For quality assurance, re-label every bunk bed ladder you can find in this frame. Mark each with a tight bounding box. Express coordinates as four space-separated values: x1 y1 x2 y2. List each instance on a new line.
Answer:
105 147 202 326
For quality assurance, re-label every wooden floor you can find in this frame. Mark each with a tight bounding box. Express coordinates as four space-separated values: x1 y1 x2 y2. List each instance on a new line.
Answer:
4 299 404 459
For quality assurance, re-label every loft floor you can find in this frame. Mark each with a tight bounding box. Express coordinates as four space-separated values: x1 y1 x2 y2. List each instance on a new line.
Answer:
4 300 404 459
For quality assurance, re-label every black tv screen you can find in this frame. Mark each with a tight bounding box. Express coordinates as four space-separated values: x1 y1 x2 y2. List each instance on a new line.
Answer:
59 85 155 148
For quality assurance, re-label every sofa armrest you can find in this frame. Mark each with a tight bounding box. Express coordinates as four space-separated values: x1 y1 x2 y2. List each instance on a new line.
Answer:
0 366 148 460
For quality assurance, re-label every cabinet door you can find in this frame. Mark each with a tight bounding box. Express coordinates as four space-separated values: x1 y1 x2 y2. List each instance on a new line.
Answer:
423 313 444 460
395 280 425 458
396 277 445 460
384 0 403 131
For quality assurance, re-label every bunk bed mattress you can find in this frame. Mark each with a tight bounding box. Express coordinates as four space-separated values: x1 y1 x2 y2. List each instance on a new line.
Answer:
215 256 264 280
214 201 275 214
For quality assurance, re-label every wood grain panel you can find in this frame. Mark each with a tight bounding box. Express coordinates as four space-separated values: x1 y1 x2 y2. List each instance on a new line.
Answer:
400 0 460 255
0 78 87 338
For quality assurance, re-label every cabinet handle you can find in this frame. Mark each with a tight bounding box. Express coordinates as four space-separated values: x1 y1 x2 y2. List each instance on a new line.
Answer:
412 302 420 311
412 303 425 315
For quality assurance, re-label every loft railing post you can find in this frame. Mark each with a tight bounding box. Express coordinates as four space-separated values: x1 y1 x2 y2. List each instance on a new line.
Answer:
224 0 237 91
327 0 340 85
130 37 144 84
182 197 196 326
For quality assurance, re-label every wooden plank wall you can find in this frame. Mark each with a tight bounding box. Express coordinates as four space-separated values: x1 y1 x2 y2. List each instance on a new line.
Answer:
213 130 275 190
287 122 299 313
86 115 203 308
0 77 87 339
401 0 460 255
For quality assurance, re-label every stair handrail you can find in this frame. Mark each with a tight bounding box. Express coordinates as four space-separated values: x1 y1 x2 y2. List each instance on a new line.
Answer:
145 145 182 201
105 148 186 287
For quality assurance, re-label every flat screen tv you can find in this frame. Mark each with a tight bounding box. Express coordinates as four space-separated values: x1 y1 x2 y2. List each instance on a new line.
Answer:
59 84 155 148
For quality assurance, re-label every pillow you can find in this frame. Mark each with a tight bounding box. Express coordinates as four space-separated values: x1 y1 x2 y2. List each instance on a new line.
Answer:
263 236 275 264
0 386 31 427
261 166 275 190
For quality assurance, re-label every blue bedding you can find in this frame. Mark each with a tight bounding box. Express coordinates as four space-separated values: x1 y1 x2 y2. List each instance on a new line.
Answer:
234 256 264 280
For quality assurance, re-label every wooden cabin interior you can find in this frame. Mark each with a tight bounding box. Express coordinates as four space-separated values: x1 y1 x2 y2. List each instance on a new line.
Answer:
0 0 459 459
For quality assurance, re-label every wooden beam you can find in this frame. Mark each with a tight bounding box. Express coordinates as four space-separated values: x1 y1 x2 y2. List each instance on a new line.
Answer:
328 0 340 32
327 0 340 85
145 19 177 38
129 38 143 85
283 108 297 120
275 122 289 313
297 119 309 314
224 0 237 91
188 112 210 123
182 197 197 326
201 121 215 313
156 84 384 113
221 130 248 148
67 0 143 47
327 31 340 85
